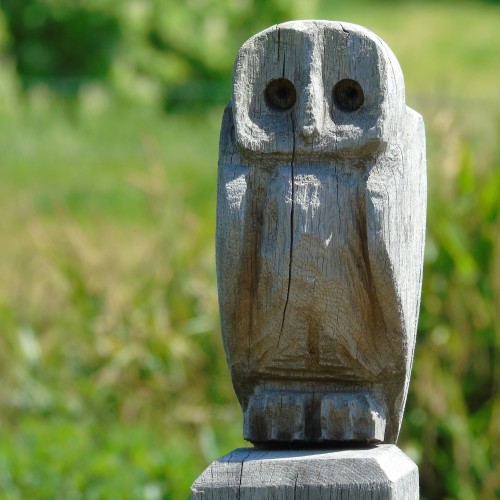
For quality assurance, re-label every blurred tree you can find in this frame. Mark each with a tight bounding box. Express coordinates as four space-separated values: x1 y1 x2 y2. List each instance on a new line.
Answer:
0 0 317 106
1 0 121 97
145 0 317 110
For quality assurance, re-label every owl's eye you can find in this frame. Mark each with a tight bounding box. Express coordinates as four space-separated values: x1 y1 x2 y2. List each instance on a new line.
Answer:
333 79 364 112
264 78 297 110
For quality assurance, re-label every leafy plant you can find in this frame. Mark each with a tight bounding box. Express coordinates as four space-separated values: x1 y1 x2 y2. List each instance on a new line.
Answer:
2 0 121 96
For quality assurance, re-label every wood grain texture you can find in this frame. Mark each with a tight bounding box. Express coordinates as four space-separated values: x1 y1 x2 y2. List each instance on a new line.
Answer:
191 446 419 499
216 21 426 444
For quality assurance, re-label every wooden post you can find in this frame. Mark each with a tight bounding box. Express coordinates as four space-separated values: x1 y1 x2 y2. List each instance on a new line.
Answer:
192 20 426 498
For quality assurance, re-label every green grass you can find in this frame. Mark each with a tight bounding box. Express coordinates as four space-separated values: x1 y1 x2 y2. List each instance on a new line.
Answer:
0 1 498 499
0 418 218 499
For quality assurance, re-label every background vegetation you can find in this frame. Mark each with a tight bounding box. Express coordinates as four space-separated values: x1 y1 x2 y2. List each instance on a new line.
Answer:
0 0 498 498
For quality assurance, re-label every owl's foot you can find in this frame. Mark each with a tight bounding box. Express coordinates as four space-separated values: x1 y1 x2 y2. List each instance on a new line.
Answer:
243 386 387 444
320 392 386 442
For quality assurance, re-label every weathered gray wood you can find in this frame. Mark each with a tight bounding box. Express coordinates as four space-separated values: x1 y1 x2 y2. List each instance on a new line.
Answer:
216 20 426 445
191 445 419 499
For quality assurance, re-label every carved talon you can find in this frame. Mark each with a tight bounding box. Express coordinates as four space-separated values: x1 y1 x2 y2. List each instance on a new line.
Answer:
244 389 308 442
320 391 387 443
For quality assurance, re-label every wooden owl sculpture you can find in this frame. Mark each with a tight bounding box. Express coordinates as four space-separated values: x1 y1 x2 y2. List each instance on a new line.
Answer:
216 21 426 444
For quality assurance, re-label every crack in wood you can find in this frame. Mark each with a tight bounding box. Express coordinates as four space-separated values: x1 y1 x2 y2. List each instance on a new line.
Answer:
277 26 281 62
278 115 296 348
340 22 350 35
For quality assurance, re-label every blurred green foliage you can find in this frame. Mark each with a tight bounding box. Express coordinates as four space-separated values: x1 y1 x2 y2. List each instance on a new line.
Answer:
2 0 121 96
0 0 498 499
408 143 500 498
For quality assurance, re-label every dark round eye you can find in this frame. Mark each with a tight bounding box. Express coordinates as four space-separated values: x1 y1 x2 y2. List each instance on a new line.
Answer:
264 78 297 110
333 79 364 112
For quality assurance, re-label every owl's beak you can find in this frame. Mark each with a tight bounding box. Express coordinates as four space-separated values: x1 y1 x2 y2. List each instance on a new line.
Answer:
296 81 324 142
300 123 319 139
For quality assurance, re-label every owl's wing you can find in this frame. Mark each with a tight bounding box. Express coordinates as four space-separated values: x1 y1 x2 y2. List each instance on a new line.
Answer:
365 108 427 440
215 103 253 404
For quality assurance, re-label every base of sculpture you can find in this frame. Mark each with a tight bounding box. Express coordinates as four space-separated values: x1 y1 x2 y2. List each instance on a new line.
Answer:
191 445 418 499
244 386 387 443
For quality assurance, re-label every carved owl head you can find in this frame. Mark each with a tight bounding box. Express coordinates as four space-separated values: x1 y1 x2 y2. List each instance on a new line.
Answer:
232 21 406 161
